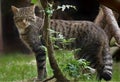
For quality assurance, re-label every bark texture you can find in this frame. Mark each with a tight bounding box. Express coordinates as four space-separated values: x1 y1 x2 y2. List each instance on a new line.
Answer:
40 0 69 81
99 0 120 14
95 5 120 45
0 1 3 53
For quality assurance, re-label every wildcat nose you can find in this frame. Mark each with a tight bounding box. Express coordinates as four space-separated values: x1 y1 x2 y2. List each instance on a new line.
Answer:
22 19 28 26
22 20 30 27
23 19 26 23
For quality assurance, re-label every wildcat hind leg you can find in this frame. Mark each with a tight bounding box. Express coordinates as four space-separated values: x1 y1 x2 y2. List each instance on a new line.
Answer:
74 41 107 80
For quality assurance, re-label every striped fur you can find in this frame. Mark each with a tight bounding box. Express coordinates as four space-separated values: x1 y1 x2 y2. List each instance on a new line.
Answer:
11 5 113 81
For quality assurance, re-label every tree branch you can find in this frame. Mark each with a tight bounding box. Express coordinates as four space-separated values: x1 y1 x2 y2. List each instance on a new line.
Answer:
40 0 69 81
95 5 120 44
101 5 120 45
43 76 55 82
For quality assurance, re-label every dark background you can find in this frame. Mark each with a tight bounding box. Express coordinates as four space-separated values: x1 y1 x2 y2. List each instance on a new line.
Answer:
0 0 120 53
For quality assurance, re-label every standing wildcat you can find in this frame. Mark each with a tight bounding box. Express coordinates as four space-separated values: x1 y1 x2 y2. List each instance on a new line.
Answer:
11 5 113 81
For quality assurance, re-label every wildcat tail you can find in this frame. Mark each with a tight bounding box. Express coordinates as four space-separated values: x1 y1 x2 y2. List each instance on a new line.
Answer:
102 55 113 81
98 53 113 81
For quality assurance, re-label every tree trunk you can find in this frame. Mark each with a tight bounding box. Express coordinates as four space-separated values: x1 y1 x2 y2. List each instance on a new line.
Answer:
99 0 120 14
101 5 120 45
40 0 69 81
0 1 3 53
43 14 69 82
95 5 120 45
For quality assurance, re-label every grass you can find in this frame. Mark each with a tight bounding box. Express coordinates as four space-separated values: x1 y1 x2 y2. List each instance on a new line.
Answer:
0 53 37 81
0 51 120 82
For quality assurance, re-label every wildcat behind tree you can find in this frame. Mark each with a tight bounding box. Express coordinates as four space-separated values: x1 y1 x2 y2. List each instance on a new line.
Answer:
11 5 113 81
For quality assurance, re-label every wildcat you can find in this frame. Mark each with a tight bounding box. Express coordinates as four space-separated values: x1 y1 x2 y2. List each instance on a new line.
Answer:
11 5 113 81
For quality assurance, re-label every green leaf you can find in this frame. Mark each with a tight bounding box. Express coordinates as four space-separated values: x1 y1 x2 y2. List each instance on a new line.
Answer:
31 0 38 4
46 8 53 15
48 29 59 34
54 45 60 49
39 45 47 52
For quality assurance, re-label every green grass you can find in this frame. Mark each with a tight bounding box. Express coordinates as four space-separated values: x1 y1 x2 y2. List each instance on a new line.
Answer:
112 62 120 81
0 51 120 82
0 53 37 81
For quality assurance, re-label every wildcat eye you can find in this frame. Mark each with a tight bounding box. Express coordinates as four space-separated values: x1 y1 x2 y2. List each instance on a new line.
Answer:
14 18 23 22
29 16 35 19
27 16 36 21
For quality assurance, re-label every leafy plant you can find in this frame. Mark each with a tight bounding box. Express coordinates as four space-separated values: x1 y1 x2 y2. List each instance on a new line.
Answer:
63 58 95 81
49 29 76 49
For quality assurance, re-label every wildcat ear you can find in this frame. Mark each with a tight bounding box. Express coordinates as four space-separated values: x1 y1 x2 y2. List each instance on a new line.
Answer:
11 6 19 14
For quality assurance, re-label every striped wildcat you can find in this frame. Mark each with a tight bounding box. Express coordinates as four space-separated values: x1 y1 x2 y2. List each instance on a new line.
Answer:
11 5 113 81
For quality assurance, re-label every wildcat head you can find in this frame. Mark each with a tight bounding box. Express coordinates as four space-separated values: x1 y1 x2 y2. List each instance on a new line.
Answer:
11 5 36 34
